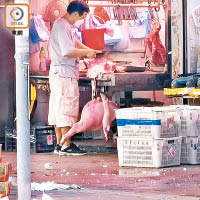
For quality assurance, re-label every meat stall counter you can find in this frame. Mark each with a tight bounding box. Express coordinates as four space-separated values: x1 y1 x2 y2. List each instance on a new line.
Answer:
29 0 171 140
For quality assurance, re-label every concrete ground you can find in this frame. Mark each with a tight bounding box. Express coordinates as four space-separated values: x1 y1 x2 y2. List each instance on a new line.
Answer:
2 140 200 200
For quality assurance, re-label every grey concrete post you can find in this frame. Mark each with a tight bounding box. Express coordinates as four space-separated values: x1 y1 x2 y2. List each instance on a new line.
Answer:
14 0 31 198
15 30 31 200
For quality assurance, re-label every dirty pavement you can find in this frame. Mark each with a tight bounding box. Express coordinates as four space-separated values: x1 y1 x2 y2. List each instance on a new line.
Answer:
3 141 200 200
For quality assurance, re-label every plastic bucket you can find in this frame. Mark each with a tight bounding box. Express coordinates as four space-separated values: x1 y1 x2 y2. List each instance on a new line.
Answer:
81 28 105 50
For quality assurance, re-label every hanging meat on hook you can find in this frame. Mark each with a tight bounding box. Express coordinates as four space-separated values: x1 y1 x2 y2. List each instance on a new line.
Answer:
145 12 167 66
94 6 110 22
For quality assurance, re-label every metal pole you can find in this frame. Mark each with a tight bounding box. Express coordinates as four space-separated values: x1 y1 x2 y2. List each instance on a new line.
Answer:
15 0 31 199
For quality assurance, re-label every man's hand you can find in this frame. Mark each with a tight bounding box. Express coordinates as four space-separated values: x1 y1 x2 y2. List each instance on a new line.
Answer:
86 50 102 58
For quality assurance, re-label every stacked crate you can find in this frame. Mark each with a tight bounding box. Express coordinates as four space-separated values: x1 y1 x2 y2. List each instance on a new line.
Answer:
5 129 36 153
175 105 200 164
0 145 11 199
5 126 56 153
116 107 182 168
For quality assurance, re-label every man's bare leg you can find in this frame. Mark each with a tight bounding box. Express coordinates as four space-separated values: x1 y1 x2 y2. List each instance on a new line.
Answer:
54 126 62 145
59 126 87 155
54 126 62 154
54 126 71 154
61 126 71 148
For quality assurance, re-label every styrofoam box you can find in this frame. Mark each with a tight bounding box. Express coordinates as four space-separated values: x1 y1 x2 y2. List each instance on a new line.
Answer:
117 137 181 168
174 105 200 137
181 136 200 164
116 107 178 138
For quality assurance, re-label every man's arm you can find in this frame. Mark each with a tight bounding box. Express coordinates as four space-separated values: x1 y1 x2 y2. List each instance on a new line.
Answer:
67 39 102 58
67 48 99 58
75 39 91 50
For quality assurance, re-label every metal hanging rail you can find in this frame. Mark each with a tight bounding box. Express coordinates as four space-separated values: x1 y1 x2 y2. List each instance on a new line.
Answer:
86 0 163 22
85 0 163 10
85 0 162 2
87 3 160 8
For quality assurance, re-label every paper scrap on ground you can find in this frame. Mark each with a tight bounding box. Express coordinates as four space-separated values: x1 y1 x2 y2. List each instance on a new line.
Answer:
44 163 53 170
31 181 81 191
9 177 81 191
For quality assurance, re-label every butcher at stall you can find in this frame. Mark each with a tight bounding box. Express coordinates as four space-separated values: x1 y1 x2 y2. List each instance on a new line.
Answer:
48 0 101 156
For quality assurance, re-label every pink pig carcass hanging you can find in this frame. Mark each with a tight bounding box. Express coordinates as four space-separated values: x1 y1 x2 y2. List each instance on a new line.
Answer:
60 93 119 144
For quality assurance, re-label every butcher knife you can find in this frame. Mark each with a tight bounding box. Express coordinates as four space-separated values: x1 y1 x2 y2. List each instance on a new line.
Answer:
96 51 108 58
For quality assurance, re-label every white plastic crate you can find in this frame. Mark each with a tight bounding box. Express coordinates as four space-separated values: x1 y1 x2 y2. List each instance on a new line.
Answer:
181 136 200 164
175 105 200 137
116 107 178 138
117 137 181 168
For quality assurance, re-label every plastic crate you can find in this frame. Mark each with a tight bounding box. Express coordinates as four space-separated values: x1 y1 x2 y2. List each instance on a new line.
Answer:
116 107 178 138
32 126 56 153
175 105 200 137
164 88 192 96
73 129 104 140
5 129 36 153
117 137 181 168
181 136 200 164
5 126 56 153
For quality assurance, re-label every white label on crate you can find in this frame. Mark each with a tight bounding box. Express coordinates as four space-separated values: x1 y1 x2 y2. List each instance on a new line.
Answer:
167 117 174 127
168 144 176 157
47 135 53 145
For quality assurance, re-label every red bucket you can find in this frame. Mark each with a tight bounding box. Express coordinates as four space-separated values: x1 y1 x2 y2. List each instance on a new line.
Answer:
81 28 105 50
